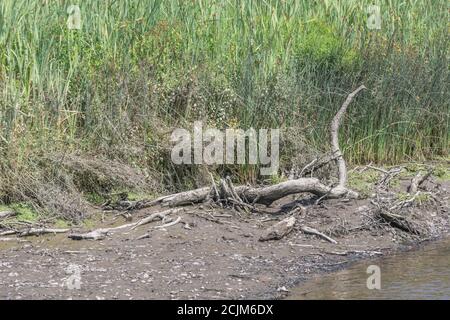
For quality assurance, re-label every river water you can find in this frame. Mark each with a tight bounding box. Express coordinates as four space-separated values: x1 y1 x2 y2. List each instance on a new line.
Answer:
288 237 450 300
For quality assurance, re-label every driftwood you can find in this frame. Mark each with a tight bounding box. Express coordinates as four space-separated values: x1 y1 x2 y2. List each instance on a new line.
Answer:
0 227 69 239
0 86 366 242
68 221 137 240
407 170 433 194
0 230 18 237
368 188 432 235
122 85 366 211
300 225 337 244
149 177 359 209
325 250 382 256
0 237 29 242
153 216 182 229
131 208 183 230
68 208 184 240
259 216 296 241
377 211 421 235
68 229 108 240
330 85 366 190
19 228 70 237
0 211 16 219
135 216 183 240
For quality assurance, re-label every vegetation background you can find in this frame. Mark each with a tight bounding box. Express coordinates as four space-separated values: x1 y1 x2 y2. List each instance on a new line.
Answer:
0 0 448 222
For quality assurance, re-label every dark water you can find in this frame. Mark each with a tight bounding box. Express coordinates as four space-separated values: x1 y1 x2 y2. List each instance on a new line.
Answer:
288 237 450 300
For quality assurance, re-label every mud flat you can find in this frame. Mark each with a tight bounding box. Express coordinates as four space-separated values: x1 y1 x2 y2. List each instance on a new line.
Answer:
0 178 448 300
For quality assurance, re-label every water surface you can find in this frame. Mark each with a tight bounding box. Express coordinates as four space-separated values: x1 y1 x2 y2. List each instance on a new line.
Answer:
288 237 450 299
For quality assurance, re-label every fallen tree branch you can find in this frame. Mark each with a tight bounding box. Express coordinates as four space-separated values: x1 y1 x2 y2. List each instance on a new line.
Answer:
69 208 184 240
19 228 70 237
131 208 183 230
153 216 181 229
330 85 366 189
408 169 433 194
377 211 421 235
0 237 29 242
0 230 18 236
300 225 338 244
134 216 183 240
0 211 17 220
68 229 109 241
259 216 296 241
325 249 382 256
109 86 366 212
68 221 137 240
159 178 358 208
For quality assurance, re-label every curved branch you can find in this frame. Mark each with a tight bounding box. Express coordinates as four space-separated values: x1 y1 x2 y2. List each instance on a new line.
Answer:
330 85 366 188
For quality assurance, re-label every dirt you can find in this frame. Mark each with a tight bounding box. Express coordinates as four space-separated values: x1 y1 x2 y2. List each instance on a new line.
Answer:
0 179 448 300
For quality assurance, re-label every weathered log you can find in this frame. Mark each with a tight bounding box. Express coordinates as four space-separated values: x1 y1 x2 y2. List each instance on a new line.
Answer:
0 211 16 219
259 216 296 241
68 229 108 241
0 237 29 242
330 85 366 188
158 178 358 207
19 228 70 237
0 230 17 236
161 187 212 207
407 170 432 194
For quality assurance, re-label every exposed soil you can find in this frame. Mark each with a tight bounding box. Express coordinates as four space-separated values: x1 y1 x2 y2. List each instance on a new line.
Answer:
0 179 448 300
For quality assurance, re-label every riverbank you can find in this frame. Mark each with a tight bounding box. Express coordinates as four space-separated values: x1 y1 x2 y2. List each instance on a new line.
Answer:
0 174 448 299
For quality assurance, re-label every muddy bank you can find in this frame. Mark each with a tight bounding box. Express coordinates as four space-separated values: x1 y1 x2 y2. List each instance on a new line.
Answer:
0 179 448 299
